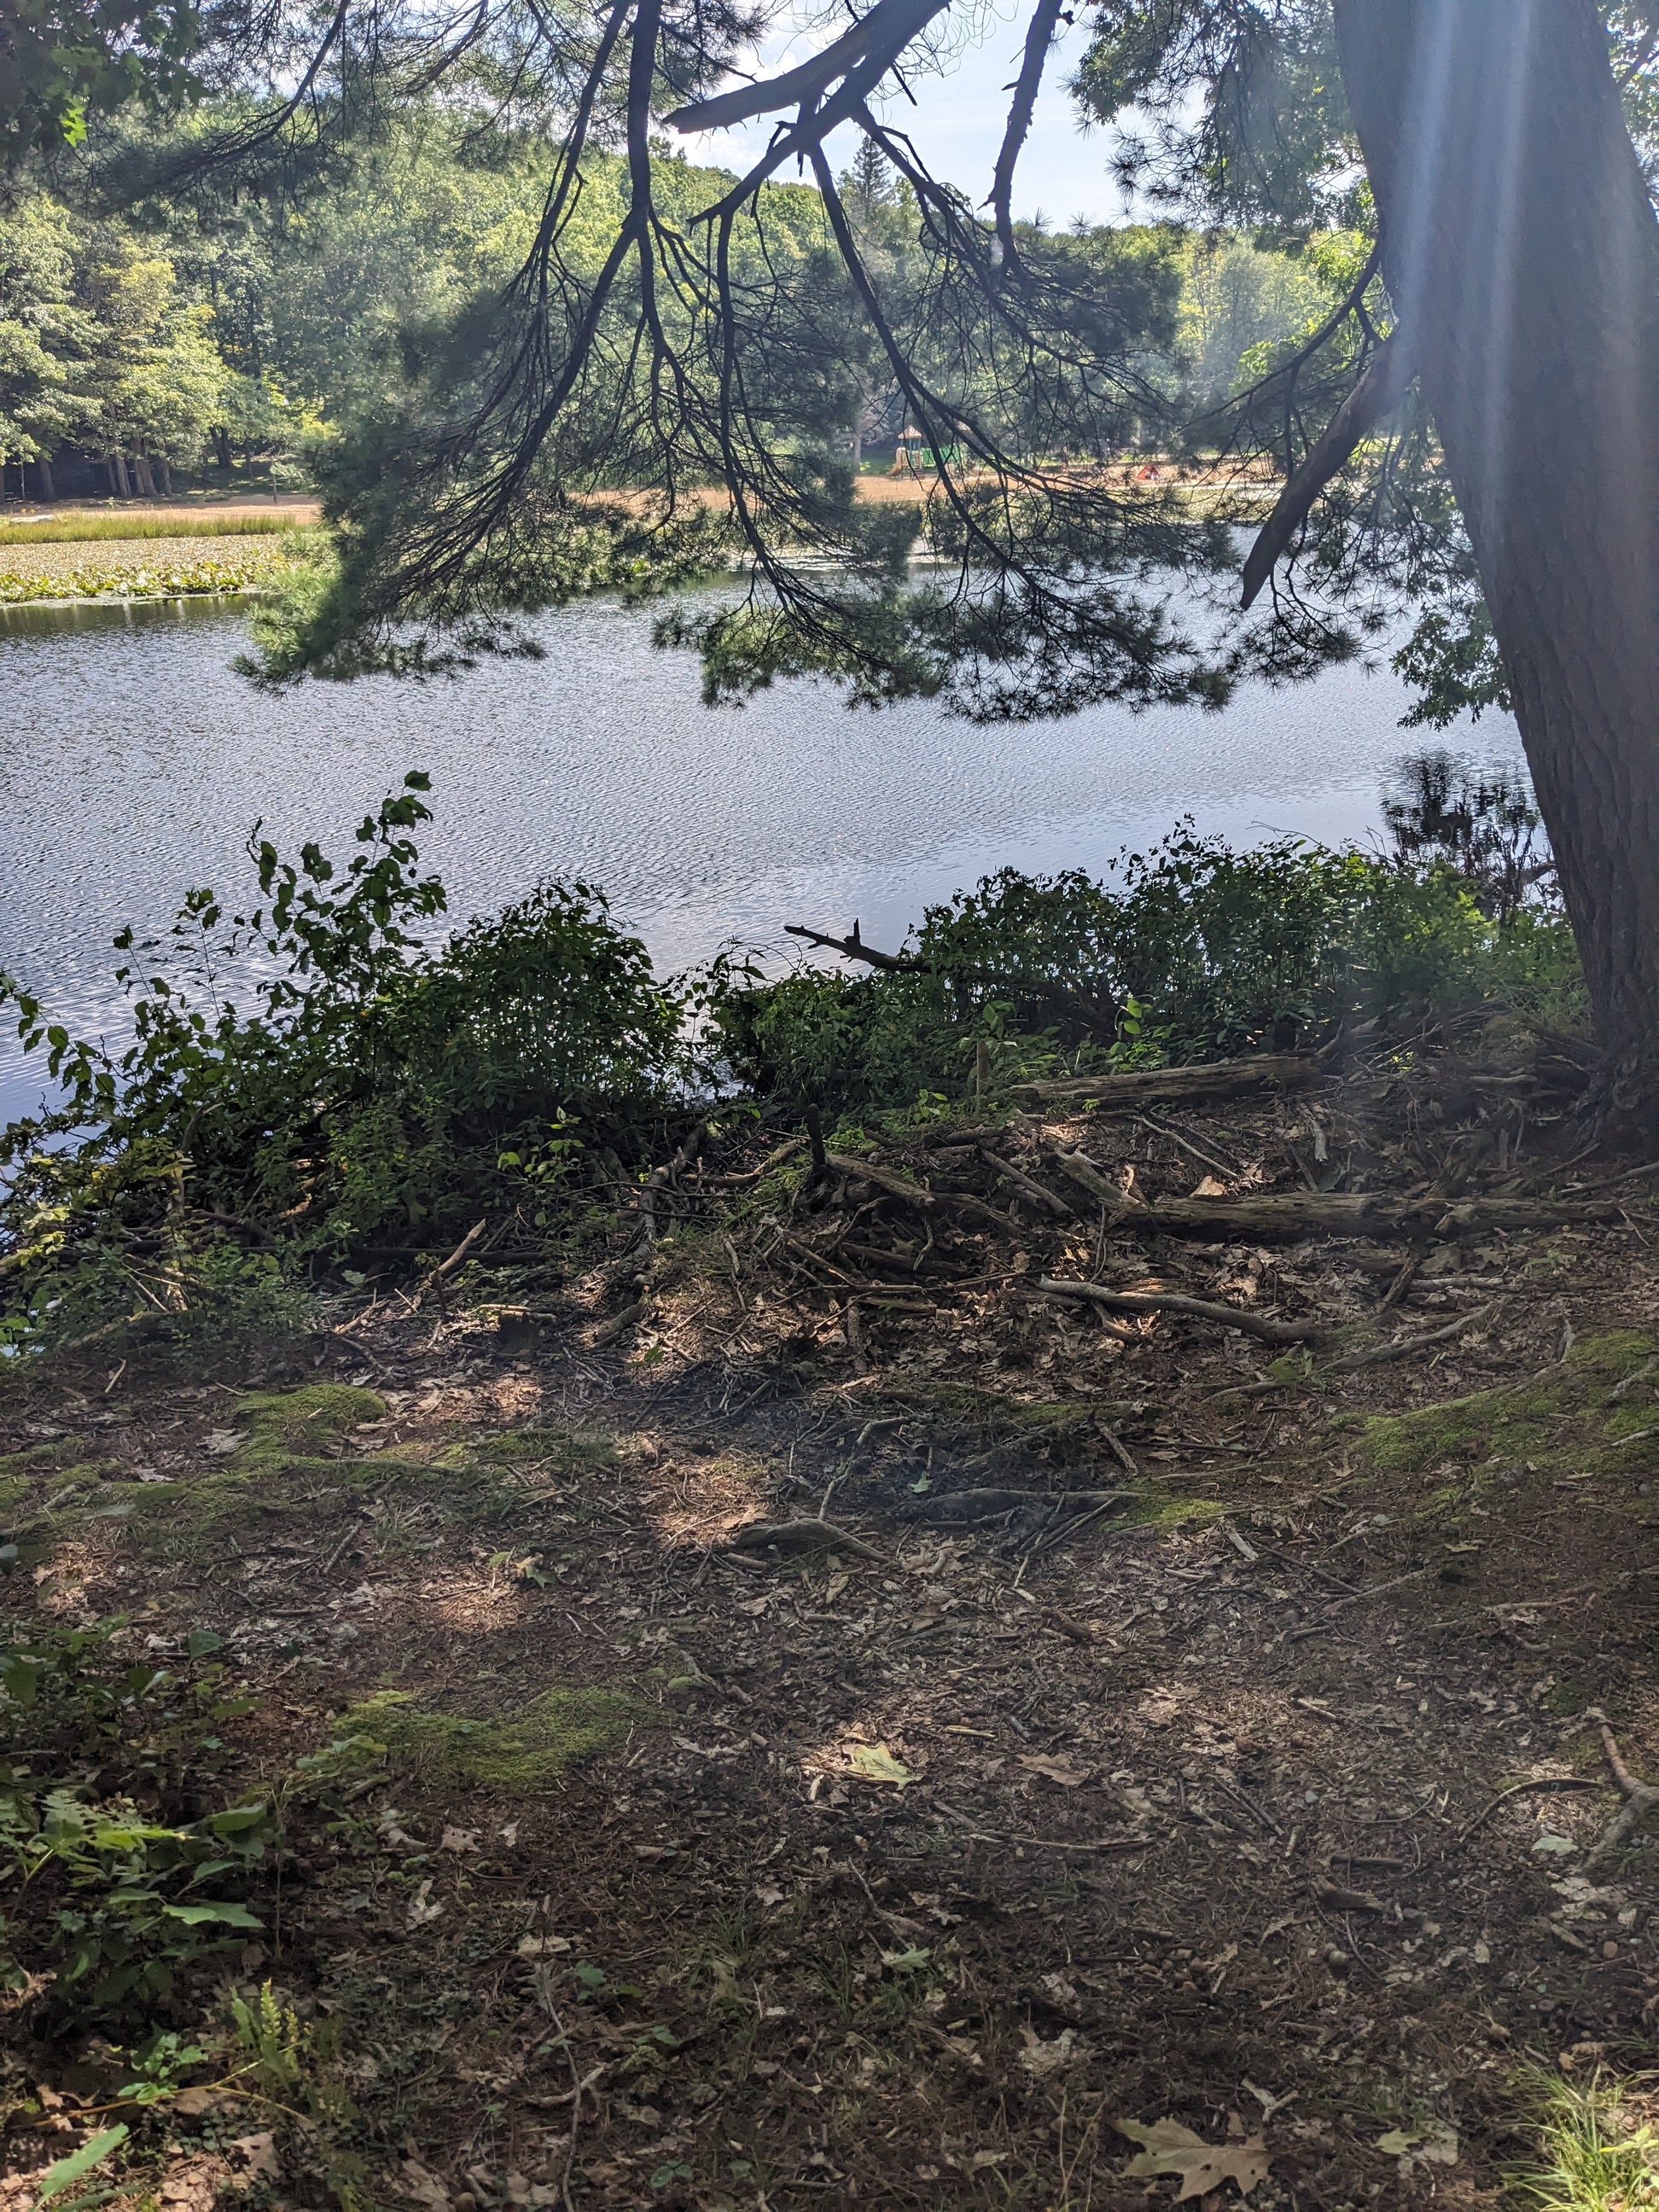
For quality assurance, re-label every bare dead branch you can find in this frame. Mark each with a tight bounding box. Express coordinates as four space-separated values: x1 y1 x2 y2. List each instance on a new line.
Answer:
1035 1277 1322 1346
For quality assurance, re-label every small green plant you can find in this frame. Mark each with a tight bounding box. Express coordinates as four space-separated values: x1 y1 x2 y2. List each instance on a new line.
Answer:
116 2029 209 2104
1513 2068 1659 2212
0 1616 282 2022
36 2123 130 2207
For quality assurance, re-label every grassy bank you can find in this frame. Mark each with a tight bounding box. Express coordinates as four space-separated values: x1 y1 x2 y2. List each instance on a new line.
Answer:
0 505 320 544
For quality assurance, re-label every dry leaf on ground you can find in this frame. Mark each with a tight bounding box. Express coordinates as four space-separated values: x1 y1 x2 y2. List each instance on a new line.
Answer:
399 2157 456 2209
847 1743 914 1788
407 1878 443 1927
1117 2117 1272 2200
1018 1752 1090 1787
225 2132 281 2186
1377 2122 1459 2171
1018 2026 1080 2077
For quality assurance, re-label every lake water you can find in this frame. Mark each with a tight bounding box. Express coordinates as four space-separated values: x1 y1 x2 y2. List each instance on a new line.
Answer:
0 593 1526 1126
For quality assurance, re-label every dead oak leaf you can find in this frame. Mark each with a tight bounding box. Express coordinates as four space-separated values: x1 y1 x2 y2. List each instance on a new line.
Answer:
1018 2025 1080 2078
1117 2117 1272 2200
224 2132 282 2188
399 2158 456 2210
1018 1752 1090 1788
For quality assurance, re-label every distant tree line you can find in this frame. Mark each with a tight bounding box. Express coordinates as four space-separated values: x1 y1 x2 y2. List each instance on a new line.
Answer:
0 108 1336 506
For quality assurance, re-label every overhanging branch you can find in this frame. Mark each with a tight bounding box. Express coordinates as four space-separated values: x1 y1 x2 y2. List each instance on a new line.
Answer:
1241 331 1415 608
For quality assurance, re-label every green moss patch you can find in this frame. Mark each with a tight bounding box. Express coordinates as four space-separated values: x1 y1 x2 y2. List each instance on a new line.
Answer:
231 1384 387 1467
1358 1332 1658 1487
469 1428 618 1472
1138 1494 1230 1533
0 1435 96 1481
316 1685 649 1791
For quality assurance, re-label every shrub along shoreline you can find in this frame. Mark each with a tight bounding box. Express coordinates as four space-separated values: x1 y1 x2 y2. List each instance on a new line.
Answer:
0 765 1582 1357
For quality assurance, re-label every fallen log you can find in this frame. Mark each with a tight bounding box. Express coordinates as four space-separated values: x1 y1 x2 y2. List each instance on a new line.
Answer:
1013 1053 1319 1109
824 1152 1013 1231
1115 1193 1621 1242
727 1518 882 1560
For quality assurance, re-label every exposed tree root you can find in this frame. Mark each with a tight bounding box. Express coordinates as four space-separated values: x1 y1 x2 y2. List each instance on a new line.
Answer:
1583 1707 1659 1862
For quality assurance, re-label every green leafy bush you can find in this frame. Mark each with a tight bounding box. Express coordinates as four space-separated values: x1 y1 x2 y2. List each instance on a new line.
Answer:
0 775 691 1347
0 1617 280 2022
709 828 1583 1114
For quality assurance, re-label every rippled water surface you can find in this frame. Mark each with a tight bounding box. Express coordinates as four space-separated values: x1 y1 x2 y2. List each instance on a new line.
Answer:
0 594 1524 1123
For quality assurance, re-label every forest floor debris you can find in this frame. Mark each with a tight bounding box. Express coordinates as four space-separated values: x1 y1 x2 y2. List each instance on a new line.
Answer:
5 1039 1659 2209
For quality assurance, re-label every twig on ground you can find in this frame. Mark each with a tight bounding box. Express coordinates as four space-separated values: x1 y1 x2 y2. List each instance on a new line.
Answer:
708 1135 808 1187
1046 1148 1132 1213
1377 1254 1421 1314
530 1972 596 2212
980 1145 1075 1220
1132 1113 1245 1182
1287 1565 1436 1639
1583 1706 1659 1862
1036 1277 1320 1348
591 1297 649 1347
728 1518 883 1560
1441 1776 1609 1855
1330 1301 1498 1372
420 1218 486 1295
1213 1772 1282 1834
1100 1424 1139 1476
638 1122 708 1244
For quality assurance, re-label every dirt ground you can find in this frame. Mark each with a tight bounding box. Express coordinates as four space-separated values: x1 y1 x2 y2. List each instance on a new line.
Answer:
4 1033 1658 2211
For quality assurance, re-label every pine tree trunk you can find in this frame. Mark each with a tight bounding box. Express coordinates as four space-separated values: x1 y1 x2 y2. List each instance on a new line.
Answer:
1332 0 1659 1100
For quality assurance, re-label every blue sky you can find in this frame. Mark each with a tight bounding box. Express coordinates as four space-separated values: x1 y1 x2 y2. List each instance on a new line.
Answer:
675 3 1134 230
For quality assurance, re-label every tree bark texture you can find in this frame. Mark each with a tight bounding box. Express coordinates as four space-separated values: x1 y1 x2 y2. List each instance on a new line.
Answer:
1331 0 1659 1097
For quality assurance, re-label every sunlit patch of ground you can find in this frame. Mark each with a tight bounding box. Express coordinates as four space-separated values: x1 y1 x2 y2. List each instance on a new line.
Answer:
5 1057 1659 2207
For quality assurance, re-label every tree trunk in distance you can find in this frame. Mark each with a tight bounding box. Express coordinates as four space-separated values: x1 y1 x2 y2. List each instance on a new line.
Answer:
114 452 131 499
38 454 54 501
1332 0 1659 1106
157 455 172 496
